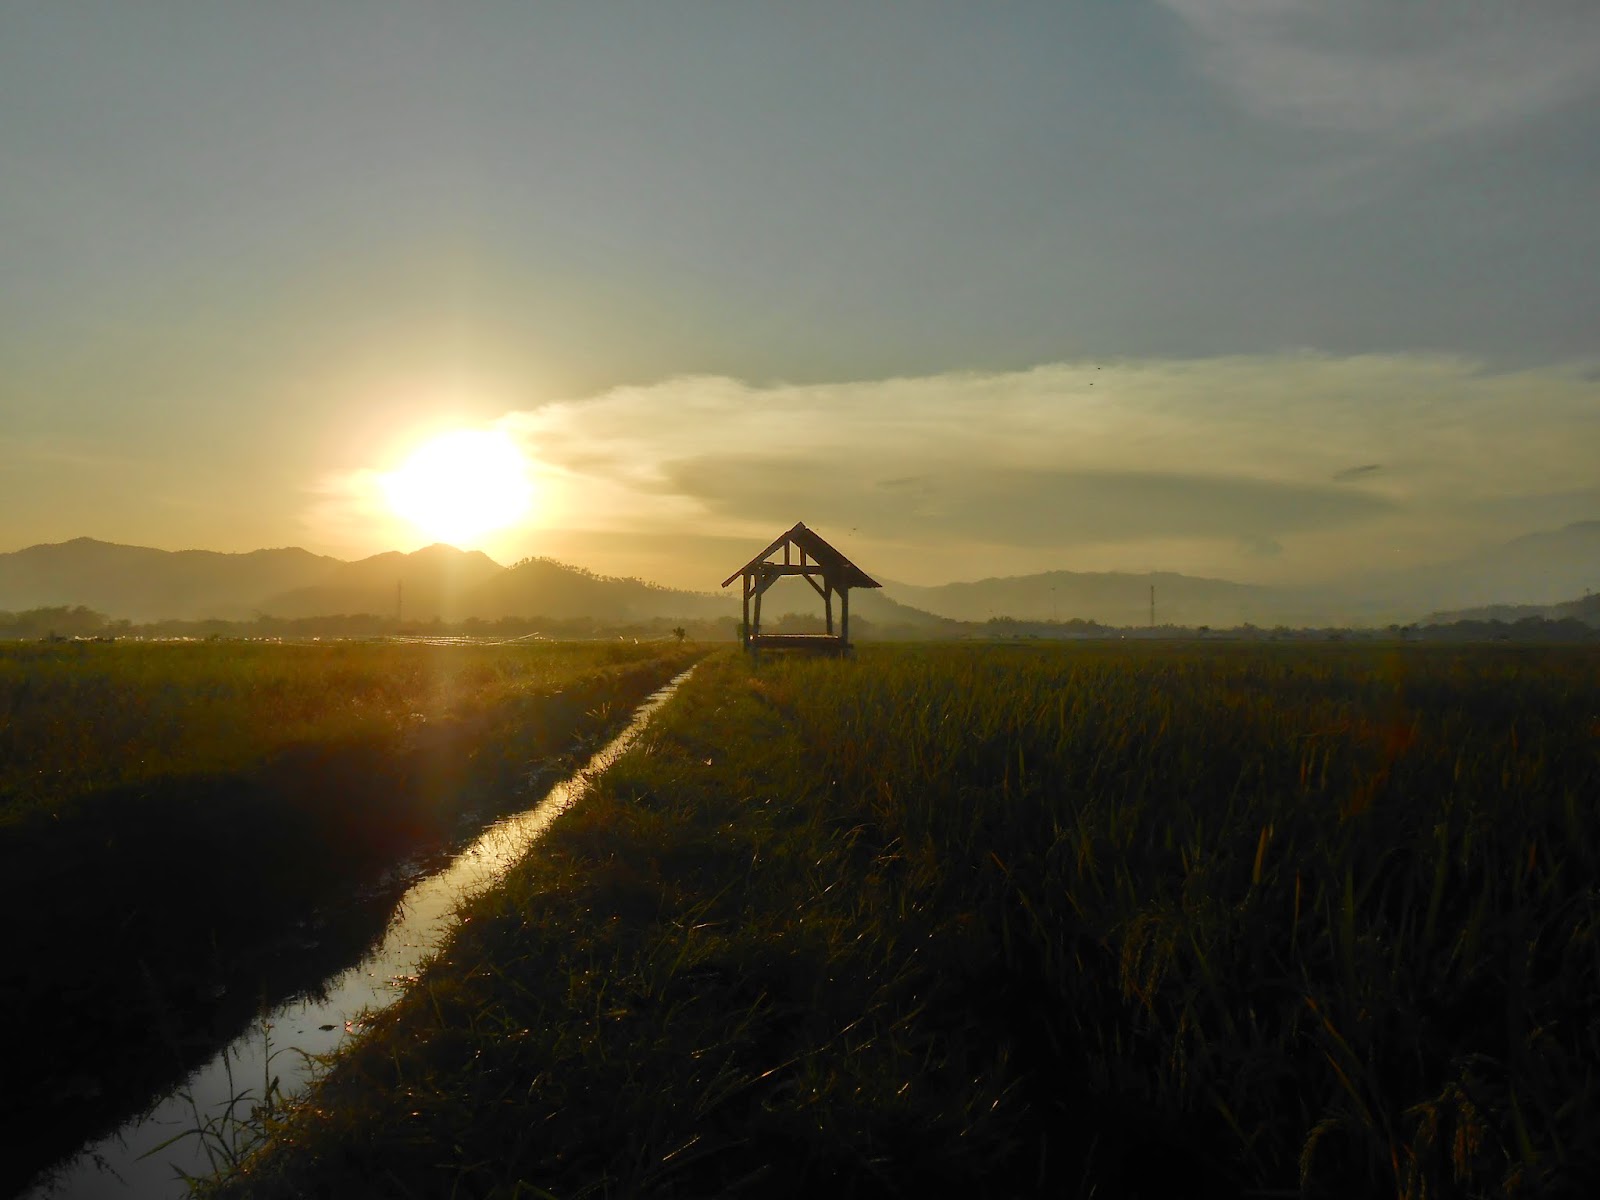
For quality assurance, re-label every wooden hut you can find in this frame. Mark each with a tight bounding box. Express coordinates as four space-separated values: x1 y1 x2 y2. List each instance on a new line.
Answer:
722 522 880 656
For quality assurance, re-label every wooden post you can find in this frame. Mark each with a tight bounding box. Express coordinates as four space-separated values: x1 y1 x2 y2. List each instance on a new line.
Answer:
742 573 751 646
840 587 850 654
752 569 764 639
824 585 834 635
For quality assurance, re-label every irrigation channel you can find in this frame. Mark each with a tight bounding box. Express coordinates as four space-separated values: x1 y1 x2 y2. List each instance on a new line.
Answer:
26 666 697 1200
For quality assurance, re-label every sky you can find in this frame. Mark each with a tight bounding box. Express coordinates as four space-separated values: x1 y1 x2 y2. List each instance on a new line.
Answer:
3 1 1598 590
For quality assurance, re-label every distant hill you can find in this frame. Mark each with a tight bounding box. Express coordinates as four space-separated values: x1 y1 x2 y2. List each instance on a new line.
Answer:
1355 521 1600 615
1425 591 1600 628
465 558 736 623
0 539 745 625
883 520 1600 628
0 538 954 632
847 587 960 631
262 544 509 620
461 562 951 628
753 575 958 632
883 569 1285 628
0 538 339 621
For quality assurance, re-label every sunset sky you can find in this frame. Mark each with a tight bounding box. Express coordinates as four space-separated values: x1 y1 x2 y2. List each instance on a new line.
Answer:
4 2 1598 589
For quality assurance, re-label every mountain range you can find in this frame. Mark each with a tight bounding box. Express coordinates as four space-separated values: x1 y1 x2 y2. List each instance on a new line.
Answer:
884 570 1270 629
887 521 1600 628
0 538 944 630
1353 521 1600 615
2 521 1596 630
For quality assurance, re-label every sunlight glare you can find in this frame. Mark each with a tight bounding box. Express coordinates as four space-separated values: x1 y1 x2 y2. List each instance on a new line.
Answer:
380 429 534 545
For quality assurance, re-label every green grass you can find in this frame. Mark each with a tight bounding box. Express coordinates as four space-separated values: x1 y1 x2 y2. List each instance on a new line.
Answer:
213 643 1600 1198
2 638 704 1196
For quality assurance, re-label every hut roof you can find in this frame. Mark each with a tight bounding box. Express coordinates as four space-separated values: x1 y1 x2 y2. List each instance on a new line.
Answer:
721 522 881 590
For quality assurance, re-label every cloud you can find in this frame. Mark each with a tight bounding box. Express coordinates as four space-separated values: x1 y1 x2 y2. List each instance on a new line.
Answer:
1466 485 1600 531
486 353 1600 584
1159 0 1600 142
662 457 1393 548
1240 535 1284 559
1333 463 1383 483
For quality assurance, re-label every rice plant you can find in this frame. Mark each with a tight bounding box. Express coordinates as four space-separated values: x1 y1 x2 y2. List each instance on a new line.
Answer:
207 644 1600 1198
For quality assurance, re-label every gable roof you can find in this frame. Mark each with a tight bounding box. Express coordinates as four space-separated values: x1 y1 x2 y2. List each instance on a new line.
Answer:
721 522 881 590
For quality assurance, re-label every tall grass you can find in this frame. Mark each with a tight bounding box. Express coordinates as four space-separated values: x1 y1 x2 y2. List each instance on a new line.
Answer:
2 639 702 1196
776 644 1600 1195
211 644 1600 1198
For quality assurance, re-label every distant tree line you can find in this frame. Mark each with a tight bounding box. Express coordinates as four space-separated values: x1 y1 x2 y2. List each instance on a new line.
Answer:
3 605 1596 643
0 607 744 642
0 606 126 639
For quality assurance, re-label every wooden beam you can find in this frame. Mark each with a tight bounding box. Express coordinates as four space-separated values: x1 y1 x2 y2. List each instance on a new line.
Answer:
825 585 834 635
743 633 845 650
720 528 795 588
840 587 850 650
753 562 830 599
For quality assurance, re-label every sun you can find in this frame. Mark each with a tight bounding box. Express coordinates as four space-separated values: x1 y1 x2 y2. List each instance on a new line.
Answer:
380 429 534 545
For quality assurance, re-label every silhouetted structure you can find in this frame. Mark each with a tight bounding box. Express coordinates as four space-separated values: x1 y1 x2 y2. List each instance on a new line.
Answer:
722 522 880 656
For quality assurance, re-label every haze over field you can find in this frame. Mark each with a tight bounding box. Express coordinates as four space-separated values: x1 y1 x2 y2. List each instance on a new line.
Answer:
4 3 1597 597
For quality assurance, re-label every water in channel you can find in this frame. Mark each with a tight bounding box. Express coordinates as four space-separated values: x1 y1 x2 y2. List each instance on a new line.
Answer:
26 666 695 1200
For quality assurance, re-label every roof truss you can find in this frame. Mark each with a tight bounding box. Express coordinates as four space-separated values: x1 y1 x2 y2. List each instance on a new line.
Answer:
720 522 880 591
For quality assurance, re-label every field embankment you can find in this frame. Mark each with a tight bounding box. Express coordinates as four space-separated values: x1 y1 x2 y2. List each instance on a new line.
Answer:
213 644 1599 1198
0 639 701 1195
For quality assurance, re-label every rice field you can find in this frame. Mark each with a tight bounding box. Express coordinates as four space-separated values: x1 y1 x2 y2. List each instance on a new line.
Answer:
0 638 685 826
2 638 702 1196
66 641 1600 1197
